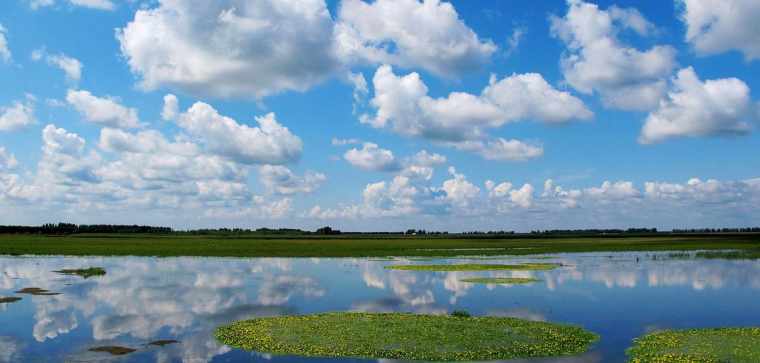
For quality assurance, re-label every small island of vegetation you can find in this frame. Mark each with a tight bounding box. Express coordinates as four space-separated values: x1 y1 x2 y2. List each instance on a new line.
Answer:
460 277 541 284
385 263 560 271
215 312 598 361
627 327 760 362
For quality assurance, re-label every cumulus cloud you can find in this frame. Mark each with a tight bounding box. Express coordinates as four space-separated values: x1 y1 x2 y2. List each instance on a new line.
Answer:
0 24 10 63
439 167 480 210
362 65 587 160
66 89 141 129
0 147 17 170
177 102 302 165
28 0 115 10
161 94 179 121
259 165 326 195
0 97 36 131
640 67 756 144
335 0 496 76
679 0 760 60
117 0 340 99
400 150 446 180
32 49 82 82
344 142 401 172
331 137 361 146
550 0 677 110
448 138 544 161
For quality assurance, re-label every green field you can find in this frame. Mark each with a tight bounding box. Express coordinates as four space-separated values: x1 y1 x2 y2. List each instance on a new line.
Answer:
0 233 759 258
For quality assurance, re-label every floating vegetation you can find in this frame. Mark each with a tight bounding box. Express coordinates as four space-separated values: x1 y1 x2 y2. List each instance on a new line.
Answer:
627 327 760 362
215 312 598 361
450 310 471 318
148 339 179 347
14 287 60 296
460 277 541 284
385 263 560 272
54 267 106 279
88 346 136 356
0 296 22 304
695 249 760 260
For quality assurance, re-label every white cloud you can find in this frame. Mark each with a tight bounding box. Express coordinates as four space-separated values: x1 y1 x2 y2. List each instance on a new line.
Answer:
400 150 446 180
331 137 361 146
679 0 760 60
440 167 480 210
364 65 591 141
0 147 17 170
161 94 179 121
509 184 535 208
640 67 756 144
449 138 544 162
28 0 115 10
344 142 401 172
177 102 302 165
66 89 141 129
363 175 420 217
259 165 326 195
117 0 339 99
0 98 36 131
550 0 677 110
585 181 640 201
335 0 496 76
0 24 10 63
33 50 82 82
506 27 526 56
362 65 587 160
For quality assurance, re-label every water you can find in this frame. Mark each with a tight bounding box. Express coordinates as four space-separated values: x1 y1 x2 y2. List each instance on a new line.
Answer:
1 252 759 363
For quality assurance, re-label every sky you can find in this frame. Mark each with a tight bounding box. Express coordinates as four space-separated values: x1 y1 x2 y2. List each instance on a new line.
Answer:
0 0 759 231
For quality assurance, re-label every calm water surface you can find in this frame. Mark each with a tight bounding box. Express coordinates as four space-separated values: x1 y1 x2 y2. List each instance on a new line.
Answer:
1 252 759 363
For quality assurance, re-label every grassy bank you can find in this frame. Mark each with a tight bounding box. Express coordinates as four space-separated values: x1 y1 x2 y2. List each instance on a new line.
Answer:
0 233 759 258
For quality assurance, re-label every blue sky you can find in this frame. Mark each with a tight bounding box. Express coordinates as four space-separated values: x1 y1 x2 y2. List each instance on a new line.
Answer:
0 0 758 231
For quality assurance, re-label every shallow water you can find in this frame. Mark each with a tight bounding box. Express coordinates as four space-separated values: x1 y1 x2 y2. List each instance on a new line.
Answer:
1 252 759 363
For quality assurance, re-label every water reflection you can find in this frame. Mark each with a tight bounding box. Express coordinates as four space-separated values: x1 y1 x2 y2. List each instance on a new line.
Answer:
0 252 759 362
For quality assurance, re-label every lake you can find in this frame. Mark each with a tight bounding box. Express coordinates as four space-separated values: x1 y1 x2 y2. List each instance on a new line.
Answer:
1 252 759 362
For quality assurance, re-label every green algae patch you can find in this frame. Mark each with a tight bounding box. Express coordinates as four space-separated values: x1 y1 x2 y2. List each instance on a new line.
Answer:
0 296 22 303
88 346 136 356
460 277 541 284
627 327 760 362
385 263 560 272
15 287 60 296
215 312 597 361
54 267 106 279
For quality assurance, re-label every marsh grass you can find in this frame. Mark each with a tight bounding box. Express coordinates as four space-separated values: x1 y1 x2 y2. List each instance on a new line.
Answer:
148 340 179 347
460 277 541 284
54 267 106 279
88 346 136 355
215 312 598 361
627 327 760 362
384 263 560 272
0 296 21 303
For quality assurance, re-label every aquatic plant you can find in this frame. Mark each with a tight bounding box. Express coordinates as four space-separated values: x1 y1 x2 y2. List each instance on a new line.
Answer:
0 296 21 303
14 287 60 296
215 312 598 361
460 277 540 284
627 327 760 362
148 340 179 347
54 267 106 279
450 310 471 318
384 263 560 271
88 346 136 355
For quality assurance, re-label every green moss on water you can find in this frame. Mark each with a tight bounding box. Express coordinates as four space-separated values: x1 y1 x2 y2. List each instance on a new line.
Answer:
215 312 598 361
148 339 179 347
54 267 106 279
460 277 541 284
385 263 560 271
627 327 760 362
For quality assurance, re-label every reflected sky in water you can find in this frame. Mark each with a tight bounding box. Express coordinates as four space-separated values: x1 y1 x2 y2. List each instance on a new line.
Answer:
1 252 759 362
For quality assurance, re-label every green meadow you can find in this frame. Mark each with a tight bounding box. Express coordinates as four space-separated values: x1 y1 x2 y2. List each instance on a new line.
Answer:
0 233 759 258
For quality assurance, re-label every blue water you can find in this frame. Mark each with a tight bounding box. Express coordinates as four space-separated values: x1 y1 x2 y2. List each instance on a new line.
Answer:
1 252 759 362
